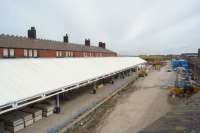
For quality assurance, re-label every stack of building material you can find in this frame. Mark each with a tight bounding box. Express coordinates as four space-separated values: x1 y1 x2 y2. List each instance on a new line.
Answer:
22 107 42 122
41 99 56 111
12 111 33 127
34 104 54 117
0 114 24 133
97 84 104 89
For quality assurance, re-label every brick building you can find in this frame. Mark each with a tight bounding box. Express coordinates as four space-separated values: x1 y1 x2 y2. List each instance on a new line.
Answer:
0 27 117 58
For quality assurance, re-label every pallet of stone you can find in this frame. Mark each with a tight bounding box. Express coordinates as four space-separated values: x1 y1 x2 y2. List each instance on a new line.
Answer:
97 84 104 89
33 104 54 117
12 111 33 127
41 99 56 112
21 107 42 122
0 114 24 132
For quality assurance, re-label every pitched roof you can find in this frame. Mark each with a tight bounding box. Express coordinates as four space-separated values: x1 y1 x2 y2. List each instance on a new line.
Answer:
0 34 116 54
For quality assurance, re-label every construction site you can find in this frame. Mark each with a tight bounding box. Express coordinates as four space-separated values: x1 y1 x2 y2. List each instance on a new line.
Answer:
0 1 200 132
0 26 200 133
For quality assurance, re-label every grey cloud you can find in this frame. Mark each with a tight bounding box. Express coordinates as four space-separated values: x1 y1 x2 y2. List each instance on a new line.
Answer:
0 0 200 55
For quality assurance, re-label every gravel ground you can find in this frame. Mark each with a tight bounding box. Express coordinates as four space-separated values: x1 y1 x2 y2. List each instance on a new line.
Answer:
95 65 176 133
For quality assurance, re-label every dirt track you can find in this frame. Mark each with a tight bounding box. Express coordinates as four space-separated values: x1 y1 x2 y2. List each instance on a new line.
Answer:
95 65 176 133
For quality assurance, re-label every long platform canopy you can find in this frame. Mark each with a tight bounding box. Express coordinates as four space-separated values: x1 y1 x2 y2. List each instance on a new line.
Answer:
0 57 146 114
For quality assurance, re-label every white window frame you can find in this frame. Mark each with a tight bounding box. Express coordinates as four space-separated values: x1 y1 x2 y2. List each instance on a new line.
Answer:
24 49 28 57
56 51 59 57
9 49 15 57
59 51 62 57
28 49 33 57
3 48 9 57
33 50 37 57
66 51 69 57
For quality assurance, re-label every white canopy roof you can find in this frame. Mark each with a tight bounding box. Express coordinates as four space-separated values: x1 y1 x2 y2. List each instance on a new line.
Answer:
0 57 146 113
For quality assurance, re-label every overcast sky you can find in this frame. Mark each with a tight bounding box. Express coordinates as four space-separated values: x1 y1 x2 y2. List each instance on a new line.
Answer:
0 0 200 55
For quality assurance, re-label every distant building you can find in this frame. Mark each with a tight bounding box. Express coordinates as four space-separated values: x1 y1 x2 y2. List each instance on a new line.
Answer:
182 49 200 82
181 53 198 59
0 27 117 58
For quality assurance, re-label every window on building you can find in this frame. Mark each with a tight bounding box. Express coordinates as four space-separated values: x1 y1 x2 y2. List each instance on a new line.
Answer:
3 48 9 57
28 49 32 57
24 49 28 57
10 49 15 57
33 50 37 57
66 51 69 57
56 51 63 57
59 51 62 57
56 51 59 57
71 51 73 57
24 49 38 58
3 48 15 57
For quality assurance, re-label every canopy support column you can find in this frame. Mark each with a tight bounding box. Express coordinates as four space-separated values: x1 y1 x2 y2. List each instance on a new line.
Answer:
91 82 97 94
55 94 61 113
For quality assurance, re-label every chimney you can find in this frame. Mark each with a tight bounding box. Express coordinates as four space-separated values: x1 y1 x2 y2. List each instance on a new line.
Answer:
99 42 106 49
102 42 106 49
63 33 68 43
198 48 200 57
28 27 36 39
99 42 103 48
85 38 90 46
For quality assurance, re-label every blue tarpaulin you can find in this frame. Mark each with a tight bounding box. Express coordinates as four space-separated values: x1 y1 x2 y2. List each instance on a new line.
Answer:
171 59 189 71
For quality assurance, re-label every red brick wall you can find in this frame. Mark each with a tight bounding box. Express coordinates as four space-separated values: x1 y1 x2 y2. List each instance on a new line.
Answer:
92 52 95 57
15 49 24 58
74 51 82 57
38 50 56 57
0 48 3 58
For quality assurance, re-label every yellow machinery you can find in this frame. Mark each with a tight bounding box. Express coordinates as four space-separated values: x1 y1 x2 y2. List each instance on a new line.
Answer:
138 69 147 77
169 87 184 97
169 82 200 97
152 60 162 70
